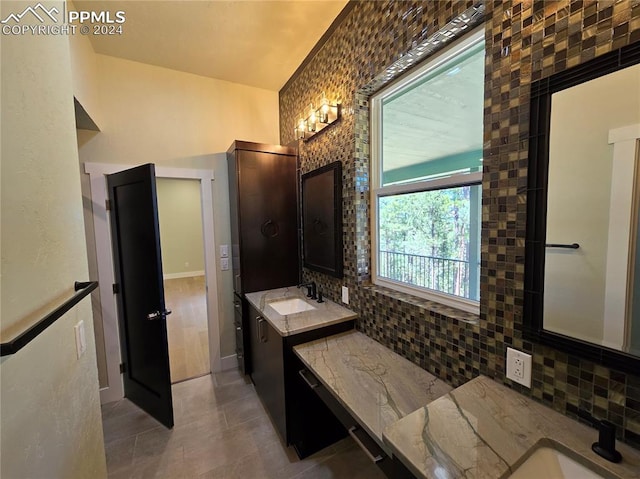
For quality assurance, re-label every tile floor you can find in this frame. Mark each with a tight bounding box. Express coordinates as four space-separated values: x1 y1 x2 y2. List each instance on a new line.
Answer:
102 369 387 478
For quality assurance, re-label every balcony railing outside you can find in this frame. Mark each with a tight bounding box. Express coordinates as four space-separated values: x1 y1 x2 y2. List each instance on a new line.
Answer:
379 250 472 299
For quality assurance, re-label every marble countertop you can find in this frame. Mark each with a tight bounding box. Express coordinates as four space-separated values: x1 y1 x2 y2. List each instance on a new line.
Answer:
293 330 452 453
244 287 357 337
383 375 640 479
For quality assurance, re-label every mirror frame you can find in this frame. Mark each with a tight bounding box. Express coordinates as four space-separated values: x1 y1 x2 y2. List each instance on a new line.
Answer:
524 41 640 375
301 161 343 278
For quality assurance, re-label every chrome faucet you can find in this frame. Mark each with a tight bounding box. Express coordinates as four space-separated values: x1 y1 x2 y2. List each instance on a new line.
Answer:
298 281 317 300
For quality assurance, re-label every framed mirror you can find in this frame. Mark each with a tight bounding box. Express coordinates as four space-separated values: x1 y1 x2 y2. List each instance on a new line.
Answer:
524 41 640 374
302 161 343 278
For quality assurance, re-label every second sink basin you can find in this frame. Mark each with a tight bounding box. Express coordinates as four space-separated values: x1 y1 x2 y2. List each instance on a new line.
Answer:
270 298 317 315
509 443 613 479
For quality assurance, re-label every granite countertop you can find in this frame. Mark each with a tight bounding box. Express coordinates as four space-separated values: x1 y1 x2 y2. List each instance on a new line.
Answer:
383 375 640 479
293 330 452 453
244 287 357 337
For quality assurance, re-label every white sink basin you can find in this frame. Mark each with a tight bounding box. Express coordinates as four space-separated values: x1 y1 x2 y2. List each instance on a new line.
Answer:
509 446 609 479
269 298 316 315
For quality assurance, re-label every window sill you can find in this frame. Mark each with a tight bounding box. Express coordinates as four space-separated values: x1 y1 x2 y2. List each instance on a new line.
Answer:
363 282 480 325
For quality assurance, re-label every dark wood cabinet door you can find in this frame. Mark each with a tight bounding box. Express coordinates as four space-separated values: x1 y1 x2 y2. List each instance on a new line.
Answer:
236 149 299 293
247 303 286 440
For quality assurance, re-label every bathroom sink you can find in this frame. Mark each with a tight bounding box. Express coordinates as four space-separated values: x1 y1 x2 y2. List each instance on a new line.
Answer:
509 444 612 479
269 298 316 315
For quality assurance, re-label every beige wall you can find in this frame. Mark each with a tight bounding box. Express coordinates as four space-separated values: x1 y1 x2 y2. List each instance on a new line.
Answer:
545 64 640 345
68 18 109 387
157 178 205 276
0 1 107 477
74 52 279 371
80 54 279 163
68 0 102 129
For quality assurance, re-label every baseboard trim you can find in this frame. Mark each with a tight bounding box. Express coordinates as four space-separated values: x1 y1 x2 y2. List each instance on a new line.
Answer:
220 354 238 371
163 270 205 280
99 385 123 405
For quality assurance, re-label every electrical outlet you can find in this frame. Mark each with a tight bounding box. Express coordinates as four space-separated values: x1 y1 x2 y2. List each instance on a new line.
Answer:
341 286 349 304
514 357 524 379
220 257 229 271
506 347 532 388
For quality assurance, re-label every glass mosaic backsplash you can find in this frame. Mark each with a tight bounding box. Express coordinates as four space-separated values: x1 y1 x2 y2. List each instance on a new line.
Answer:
279 0 640 447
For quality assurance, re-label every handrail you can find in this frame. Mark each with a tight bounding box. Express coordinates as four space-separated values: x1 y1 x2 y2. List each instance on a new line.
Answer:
545 243 580 249
0 281 98 357
379 250 471 265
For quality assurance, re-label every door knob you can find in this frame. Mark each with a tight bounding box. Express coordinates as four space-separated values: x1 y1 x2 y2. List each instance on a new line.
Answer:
147 309 172 321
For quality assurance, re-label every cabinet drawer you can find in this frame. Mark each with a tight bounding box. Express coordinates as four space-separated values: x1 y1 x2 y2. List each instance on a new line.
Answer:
297 368 357 430
233 294 249 375
233 301 242 323
297 366 415 479
234 324 243 353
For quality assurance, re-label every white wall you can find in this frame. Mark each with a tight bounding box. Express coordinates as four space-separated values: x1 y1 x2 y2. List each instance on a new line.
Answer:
73 52 279 380
156 178 205 276
0 1 107 477
545 65 640 345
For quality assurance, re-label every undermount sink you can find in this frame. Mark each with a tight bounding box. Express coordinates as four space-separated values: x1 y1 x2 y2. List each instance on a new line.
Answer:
509 443 613 479
269 298 316 315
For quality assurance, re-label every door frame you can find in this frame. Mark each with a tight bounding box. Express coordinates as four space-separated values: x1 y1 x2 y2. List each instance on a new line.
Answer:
85 162 219 404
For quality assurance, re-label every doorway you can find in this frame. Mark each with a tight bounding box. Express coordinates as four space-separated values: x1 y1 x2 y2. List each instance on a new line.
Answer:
85 162 220 404
156 178 210 383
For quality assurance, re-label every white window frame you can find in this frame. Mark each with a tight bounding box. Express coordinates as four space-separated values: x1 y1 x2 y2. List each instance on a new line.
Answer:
370 28 484 314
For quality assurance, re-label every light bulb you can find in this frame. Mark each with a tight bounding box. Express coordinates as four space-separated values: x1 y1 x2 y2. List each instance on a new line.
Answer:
307 104 316 132
319 93 330 123
296 118 306 139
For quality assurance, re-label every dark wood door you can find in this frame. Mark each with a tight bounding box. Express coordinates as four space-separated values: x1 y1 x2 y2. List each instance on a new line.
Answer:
107 164 174 428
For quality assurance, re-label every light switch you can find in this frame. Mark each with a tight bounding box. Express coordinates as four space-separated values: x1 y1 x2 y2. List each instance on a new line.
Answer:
74 320 86 359
220 244 229 258
220 258 230 270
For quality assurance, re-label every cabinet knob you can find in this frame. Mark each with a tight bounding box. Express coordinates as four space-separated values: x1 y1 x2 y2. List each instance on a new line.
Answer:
260 220 279 238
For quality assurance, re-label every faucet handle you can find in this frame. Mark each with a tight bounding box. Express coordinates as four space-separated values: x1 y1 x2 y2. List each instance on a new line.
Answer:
592 420 622 463
306 285 313 298
317 290 324 303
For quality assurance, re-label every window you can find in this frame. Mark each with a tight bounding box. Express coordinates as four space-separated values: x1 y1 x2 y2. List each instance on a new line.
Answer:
371 29 484 313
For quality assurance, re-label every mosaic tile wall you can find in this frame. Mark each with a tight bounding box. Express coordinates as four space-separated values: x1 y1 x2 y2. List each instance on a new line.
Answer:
279 0 640 447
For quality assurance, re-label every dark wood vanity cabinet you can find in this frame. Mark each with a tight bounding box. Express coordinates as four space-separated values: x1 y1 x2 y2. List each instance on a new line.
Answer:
227 141 299 377
246 301 353 458
227 141 299 295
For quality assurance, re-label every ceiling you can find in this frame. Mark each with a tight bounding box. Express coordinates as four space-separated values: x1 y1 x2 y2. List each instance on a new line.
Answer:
381 41 485 183
75 0 348 91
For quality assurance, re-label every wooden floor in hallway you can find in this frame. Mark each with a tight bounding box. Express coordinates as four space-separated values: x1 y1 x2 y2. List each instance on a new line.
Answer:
164 276 210 383
101 370 386 478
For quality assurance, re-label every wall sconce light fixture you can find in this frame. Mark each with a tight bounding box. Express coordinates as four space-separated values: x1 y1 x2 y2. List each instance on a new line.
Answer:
294 92 341 141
